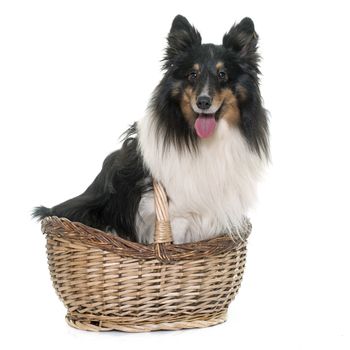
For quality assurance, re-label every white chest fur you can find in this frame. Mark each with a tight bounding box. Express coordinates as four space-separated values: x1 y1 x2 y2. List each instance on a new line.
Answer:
136 115 265 244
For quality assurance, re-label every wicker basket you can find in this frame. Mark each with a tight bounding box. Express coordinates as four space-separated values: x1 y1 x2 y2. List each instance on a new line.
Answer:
41 181 251 332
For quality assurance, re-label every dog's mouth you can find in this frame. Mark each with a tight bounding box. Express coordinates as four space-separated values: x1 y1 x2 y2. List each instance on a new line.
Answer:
193 106 222 139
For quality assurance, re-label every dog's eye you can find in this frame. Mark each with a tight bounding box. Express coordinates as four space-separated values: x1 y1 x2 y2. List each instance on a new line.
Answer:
218 71 227 80
188 71 198 82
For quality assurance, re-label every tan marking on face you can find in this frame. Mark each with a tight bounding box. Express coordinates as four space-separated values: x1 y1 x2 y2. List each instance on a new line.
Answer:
216 61 224 71
212 88 240 125
180 86 197 125
193 63 200 71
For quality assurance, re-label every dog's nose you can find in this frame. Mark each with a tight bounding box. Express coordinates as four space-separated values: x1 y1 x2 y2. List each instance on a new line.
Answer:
196 95 212 110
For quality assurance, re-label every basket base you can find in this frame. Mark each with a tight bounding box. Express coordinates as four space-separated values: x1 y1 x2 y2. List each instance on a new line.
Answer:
65 312 227 332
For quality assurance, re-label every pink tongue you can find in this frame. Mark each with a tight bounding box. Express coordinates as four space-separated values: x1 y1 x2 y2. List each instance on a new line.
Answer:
194 114 217 138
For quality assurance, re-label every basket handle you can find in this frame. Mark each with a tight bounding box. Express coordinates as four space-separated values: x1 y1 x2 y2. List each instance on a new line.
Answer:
153 180 173 262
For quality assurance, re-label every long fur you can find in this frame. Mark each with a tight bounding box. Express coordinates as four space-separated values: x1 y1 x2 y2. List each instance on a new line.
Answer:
32 15 269 244
33 124 152 241
136 115 266 243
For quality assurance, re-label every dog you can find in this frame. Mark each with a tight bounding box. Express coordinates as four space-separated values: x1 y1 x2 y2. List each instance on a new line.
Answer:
33 15 269 244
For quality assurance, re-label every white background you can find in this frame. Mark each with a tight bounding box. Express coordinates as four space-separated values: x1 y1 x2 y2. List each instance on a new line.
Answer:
1 0 349 349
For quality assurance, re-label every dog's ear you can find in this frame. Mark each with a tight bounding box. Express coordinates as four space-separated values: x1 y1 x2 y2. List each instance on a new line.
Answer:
163 15 201 68
223 18 258 57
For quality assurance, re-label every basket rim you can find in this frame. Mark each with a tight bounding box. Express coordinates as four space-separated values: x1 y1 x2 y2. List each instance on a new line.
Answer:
42 216 251 262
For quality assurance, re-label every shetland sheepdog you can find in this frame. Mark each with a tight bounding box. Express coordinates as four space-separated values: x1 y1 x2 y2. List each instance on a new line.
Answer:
33 15 269 244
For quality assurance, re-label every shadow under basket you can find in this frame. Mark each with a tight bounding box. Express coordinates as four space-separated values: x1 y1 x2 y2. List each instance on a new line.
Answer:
41 181 251 332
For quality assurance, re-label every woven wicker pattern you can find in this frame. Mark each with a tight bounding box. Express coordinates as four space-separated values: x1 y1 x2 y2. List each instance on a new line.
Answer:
42 181 251 332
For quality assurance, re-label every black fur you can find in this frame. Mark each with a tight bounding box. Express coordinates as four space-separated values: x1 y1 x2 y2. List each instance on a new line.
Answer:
163 15 202 70
150 74 199 153
223 18 269 157
152 15 269 157
33 15 269 239
32 124 151 241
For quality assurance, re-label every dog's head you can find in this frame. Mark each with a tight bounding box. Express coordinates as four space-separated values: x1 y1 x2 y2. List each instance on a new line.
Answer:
152 15 269 157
